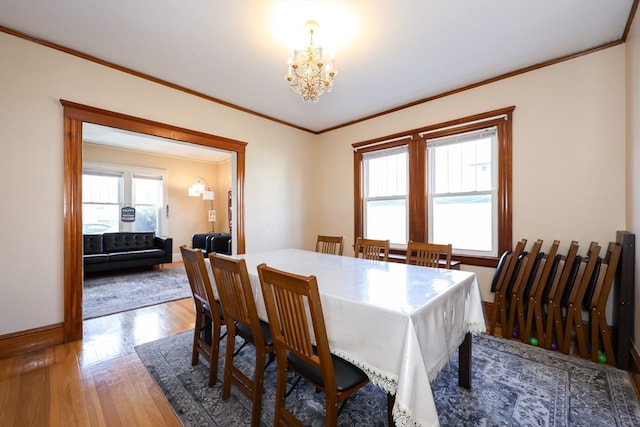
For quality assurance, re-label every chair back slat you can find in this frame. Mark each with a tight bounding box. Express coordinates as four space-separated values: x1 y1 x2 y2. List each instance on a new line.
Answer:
354 237 390 261
406 241 452 268
315 235 344 256
273 286 315 359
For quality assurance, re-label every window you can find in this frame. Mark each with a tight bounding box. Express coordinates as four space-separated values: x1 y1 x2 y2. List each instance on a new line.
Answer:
363 146 408 245
132 175 163 232
82 172 122 233
83 163 168 235
427 128 497 256
353 107 513 265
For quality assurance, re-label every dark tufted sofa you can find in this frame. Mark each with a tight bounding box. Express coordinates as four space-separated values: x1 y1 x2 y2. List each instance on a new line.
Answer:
83 232 173 273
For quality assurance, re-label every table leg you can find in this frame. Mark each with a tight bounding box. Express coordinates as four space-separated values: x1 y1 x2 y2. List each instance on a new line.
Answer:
387 392 396 427
458 331 471 389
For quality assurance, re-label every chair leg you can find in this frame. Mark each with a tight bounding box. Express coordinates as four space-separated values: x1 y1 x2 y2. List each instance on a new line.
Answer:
192 310 203 366
274 364 289 426
325 393 339 427
250 349 267 427
221 329 236 400
387 393 396 427
208 319 221 387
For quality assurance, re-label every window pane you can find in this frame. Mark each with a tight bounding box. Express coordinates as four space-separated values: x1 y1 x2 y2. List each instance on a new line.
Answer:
83 174 120 203
432 195 492 251
133 176 163 233
133 176 161 205
365 199 407 245
133 205 159 232
82 204 119 233
432 136 493 194
83 173 120 233
365 150 407 197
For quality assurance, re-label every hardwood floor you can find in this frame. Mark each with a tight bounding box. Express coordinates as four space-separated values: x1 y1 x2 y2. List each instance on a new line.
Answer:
0 297 195 426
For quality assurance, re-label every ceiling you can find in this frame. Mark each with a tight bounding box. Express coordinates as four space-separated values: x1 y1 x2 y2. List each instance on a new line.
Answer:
1 1 635 137
83 123 232 163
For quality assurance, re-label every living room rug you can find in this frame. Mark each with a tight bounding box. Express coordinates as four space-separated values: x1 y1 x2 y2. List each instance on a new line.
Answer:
135 331 640 426
83 267 191 319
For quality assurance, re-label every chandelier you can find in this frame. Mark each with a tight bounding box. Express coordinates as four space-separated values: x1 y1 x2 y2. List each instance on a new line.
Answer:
284 21 337 103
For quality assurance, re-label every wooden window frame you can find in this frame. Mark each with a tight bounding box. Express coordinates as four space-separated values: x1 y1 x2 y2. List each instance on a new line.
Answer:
353 106 514 268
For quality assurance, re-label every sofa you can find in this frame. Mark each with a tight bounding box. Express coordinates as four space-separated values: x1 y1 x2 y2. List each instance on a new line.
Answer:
83 232 173 273
192 232 232 256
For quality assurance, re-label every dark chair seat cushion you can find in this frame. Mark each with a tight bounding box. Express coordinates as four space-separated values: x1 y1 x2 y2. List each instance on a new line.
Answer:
491 250 511 292
582 258 602 311
561 255 583 307
288 349 368 392
202 301 225 321
235 320 273 347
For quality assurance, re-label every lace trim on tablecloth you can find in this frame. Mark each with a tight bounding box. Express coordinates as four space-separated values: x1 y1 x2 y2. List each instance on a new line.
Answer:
331 349 398 394
393 399 436 427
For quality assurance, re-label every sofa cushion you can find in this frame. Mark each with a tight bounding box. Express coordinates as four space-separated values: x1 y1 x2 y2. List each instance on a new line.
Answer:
103 232 156 252
84 234 104 255
209 233 232 255
108 249 165 262
83 253 110 264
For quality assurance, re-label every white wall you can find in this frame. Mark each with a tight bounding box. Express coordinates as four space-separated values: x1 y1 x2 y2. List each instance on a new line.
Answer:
315 46 627 302
0 32 314 335
626 12 640 350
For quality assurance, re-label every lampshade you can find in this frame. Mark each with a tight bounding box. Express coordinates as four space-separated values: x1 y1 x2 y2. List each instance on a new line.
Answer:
202 190 214 201
188 179 207 197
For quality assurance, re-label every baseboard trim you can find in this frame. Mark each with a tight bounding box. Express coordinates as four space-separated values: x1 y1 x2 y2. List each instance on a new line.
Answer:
0 323 65 359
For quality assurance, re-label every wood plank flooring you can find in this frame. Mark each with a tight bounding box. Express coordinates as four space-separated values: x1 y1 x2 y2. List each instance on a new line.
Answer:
0 295 195 426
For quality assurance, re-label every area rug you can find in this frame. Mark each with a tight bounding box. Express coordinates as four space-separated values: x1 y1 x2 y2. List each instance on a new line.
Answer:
134 331 640 426
83 267 191 319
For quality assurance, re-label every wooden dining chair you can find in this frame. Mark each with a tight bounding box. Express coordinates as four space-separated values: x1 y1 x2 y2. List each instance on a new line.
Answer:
561 242 601 357
315 234 345 256
506 239 543 341
589 242 622 365
257 263 370 427
544 241 580 352
523 240 560 347
405 241 452 268
209 253 275 427
354 237 390 261
489 239 527 336
180 245 224 387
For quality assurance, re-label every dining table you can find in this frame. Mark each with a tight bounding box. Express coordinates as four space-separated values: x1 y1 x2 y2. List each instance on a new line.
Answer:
232 248 486 427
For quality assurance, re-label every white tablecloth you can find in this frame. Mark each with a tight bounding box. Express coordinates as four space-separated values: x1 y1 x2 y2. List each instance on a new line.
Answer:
234 249 486 427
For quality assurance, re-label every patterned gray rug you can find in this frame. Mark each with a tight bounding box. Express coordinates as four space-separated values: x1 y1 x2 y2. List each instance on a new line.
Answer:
83 267 191 319
135 331 640 426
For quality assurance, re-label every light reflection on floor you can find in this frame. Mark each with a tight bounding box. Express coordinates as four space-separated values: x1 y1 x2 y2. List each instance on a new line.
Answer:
78 298 194 368
133 312 163 344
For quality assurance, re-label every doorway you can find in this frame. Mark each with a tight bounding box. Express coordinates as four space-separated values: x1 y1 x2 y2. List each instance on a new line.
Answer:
62 100 247 342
